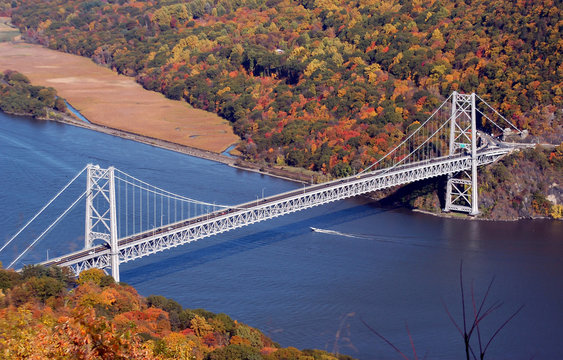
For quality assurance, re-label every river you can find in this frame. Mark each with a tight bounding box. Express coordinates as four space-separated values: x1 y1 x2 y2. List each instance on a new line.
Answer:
0 111 561 359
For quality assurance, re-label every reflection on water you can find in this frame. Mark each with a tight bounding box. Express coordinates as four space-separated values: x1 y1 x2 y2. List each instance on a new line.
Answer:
0 111 562 359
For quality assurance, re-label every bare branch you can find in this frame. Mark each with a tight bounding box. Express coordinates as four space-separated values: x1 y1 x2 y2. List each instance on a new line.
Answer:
482 305 525 356
442 297 463 336
460 261 468 337
472 277 496 329
469 340 479 360
405 322 418 360
472 300 504 332
471 281 484 357
459 261 476 360
360 317 410 360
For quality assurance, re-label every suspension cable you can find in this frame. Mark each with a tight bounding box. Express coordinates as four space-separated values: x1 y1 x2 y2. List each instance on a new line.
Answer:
475 94 522 134
114 171 234 209
140 183 143 232
378 113 452 175
125 179 128 236
0 165 88 254
133 180 136 234
115 169 202 202
476 108 504 133
8 187 90 269
359 93 454 175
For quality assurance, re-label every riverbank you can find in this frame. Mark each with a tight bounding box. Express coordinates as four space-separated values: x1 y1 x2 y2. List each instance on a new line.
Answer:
54 110 237 165
368 149 562 222
412 208 558 221
0 35 316 183
50 110 317 184
0 39 238 153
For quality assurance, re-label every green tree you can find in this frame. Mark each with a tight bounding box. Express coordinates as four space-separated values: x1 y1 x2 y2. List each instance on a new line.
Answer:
0 268 21 291
27 276 64 302
54 97 67 112
205 344 263 360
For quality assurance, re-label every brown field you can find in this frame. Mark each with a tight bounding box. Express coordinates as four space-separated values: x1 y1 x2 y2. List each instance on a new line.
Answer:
0 25 239 153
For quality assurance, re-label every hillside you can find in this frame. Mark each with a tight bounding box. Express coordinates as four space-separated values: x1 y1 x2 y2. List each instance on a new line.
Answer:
4 0 561 175
0 265 353 359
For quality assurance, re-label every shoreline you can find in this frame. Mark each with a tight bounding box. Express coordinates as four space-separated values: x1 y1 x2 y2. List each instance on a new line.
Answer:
49 110 310 184
412 208 559 222
54 111 237 165
0 40 239 154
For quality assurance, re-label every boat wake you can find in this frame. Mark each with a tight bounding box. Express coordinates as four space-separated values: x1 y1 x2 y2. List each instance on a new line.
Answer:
309 227 437 249
310 227 371 239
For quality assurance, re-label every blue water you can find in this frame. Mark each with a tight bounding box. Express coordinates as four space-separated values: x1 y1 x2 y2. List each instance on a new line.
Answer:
0 111 561 359
64 100 91 123
221 143 237 157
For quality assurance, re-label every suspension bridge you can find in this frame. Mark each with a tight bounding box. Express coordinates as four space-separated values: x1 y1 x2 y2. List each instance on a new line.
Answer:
1 92 532 281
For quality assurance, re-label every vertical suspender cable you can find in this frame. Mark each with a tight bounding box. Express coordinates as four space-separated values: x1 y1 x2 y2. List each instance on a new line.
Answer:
125 179 128 236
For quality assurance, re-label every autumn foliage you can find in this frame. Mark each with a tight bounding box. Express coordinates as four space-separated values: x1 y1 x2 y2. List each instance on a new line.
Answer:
0 266 352 360
478 144 563 220
5 0 561 177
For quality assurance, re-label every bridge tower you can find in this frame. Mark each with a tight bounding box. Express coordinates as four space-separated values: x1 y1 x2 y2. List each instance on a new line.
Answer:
84 164 120 281
444 92 479 215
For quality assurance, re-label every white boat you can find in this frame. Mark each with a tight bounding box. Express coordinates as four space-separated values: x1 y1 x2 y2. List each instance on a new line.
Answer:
310 227 340 235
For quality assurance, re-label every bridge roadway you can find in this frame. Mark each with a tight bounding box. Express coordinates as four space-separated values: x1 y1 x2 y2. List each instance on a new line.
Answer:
39 144 513 276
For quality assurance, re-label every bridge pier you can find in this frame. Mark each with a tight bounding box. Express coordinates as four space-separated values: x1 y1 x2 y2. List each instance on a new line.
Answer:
444 92 479 215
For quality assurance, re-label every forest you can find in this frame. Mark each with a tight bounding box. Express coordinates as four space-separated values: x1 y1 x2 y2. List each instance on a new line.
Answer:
0 70 67 118
0 264 353 359
2 0 560 177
